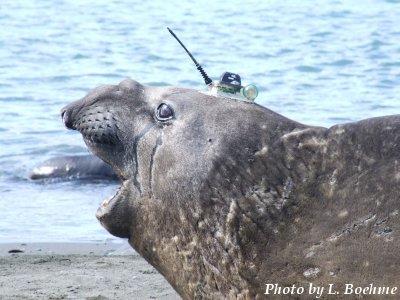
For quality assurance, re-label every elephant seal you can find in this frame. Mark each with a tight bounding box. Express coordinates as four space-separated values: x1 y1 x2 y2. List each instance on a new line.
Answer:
61 78 400 298
29 155 117 180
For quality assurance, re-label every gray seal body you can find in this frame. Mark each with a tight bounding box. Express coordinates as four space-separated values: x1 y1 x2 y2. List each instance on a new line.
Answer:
29 155 117 180
61 78 400 298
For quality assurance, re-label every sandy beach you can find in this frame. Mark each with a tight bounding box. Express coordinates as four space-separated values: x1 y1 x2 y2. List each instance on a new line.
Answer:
0 242 178 299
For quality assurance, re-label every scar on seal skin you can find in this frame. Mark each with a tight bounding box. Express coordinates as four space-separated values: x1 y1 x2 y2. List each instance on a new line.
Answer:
61 78 400 299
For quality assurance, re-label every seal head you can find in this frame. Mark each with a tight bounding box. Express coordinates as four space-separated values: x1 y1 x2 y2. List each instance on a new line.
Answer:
61 78 293 239
61 78 304 296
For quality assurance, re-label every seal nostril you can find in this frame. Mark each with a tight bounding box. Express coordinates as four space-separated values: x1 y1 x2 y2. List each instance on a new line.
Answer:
61 108 75 130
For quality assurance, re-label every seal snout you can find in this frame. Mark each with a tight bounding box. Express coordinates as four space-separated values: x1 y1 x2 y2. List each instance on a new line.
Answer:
61 101 120 146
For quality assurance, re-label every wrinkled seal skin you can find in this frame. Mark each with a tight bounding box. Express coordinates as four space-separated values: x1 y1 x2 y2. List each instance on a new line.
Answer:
62 78 400 299
29 155 117 180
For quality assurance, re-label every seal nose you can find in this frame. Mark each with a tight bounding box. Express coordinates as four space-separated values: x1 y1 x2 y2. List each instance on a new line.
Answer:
61 107 74 129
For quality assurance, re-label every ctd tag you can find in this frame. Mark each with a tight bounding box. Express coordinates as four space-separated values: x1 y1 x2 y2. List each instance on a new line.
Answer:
168 28 259 103
208 72 258 102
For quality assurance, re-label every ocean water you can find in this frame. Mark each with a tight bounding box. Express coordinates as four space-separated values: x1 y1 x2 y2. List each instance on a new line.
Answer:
0 0 399 242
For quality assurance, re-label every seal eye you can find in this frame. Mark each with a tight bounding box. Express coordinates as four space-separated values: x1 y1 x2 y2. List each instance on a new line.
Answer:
156 103 174 121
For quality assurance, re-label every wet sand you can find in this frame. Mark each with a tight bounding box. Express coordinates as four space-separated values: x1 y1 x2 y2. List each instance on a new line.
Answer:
0 242 179 299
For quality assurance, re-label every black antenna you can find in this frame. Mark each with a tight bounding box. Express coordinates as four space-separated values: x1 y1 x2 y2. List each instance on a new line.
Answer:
167 27 213 85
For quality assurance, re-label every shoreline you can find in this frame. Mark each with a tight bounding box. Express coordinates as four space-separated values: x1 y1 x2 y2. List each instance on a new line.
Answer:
0 242 178 299
0 241 133 256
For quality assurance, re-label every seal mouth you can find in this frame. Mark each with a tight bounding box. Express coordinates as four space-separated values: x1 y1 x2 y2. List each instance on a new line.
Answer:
90 146 129 237
96 183 122 220
95 178 131 238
